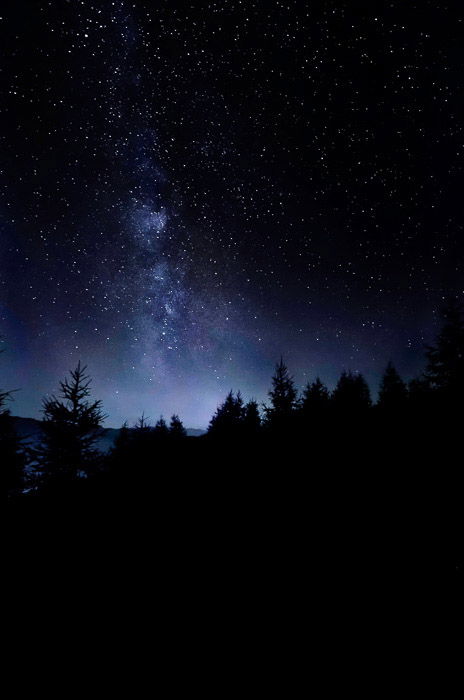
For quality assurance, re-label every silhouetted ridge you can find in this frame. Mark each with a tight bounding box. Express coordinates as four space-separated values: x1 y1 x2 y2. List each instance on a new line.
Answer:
4 302 463 575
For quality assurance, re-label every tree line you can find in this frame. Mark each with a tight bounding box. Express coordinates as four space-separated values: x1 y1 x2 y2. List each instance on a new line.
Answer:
2 299 463 501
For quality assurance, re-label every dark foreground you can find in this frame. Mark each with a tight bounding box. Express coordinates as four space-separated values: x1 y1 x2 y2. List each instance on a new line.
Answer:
8 417 463 587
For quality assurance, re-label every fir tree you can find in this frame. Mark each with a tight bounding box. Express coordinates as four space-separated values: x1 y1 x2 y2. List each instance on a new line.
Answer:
243 399 261 435
208 391 244 437
110 421 132 466
377 362 408 411
332 371 371 412
125 414 155 468
169 414 187 439
1 391 27 492
134 413 151 433
264 358 297 429
301 377 330 416
154 415 170 439
424 299 464 401
36 362 106 486
115 421 131 450
1 340 27 492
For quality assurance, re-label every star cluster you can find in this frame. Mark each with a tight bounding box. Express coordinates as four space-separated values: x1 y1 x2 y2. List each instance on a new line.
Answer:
1 0 463 427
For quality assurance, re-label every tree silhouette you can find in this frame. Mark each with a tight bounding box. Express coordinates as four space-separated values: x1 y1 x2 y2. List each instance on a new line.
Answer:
110 420 132 471
264 358 297 429
424 299 464 403
129 413 154 456
154 415 170 439
377 362 408 411
301 377 330 417
115 421 131 450
243 399 261 436
36 362 106 486
1 391 27 492
1 340 27 492
208 391 244 438
332 371 371 413
134 413 151 433
169 414 187 439
4 296 460 567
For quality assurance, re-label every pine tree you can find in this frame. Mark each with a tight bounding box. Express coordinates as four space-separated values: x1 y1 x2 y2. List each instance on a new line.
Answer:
169 414 187 439
126 414 155 469
110 421 132 467
332 370 371 412
301 377 330 417
243 399 261 435
134 413 151 433
1 392 27 492
36 362 106 486
377 362 408 411
154 415 170 439
115 421 131 450
1 341 27 492
208 391 244 437
264 358 297 429
424 299 464 401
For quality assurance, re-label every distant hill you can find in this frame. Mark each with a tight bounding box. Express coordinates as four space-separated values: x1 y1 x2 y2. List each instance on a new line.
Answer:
11 416 205 452
183 428 205 438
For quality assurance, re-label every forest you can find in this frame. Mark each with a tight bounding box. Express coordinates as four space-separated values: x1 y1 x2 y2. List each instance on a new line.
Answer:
4 301 463 575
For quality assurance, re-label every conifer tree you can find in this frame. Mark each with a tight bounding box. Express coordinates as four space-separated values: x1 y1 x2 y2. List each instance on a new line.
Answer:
1 341 27 492
154 415 170 439
110 421 132 468
264 358 297 429
332 370 371 412
134 413 151 433
301 377 330 417
128 414 154 465
115 421 131 450
1 390 27 492
377 362 408 411
243 399 261 435
208 391 244 437
37 362 106 486
169 414 187 438
424 299 464 401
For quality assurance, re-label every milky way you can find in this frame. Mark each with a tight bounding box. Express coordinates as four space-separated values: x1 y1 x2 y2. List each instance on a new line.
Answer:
1 1 463 428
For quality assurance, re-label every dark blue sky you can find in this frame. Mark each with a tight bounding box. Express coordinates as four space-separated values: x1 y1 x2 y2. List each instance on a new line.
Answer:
1 0 462 428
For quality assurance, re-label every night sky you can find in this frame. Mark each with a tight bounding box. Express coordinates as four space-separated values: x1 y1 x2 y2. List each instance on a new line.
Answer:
1 0 463 429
